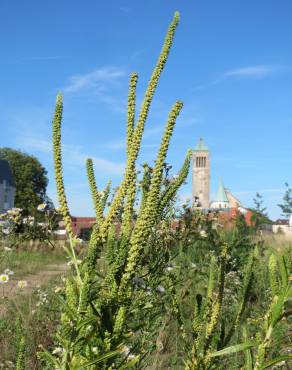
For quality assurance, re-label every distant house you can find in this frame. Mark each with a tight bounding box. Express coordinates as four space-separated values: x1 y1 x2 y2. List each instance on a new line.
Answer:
0 160 16 213
272 218 292 234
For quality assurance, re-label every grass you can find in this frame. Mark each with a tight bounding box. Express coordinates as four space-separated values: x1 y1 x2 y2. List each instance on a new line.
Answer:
0 249 67 277
0 246 68 369
0 275 64 369
263 233 292 252
0 234 291 369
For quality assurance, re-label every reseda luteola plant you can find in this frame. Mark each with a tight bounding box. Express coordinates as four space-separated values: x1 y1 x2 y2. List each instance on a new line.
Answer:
41 12 194 369
39 11 292 370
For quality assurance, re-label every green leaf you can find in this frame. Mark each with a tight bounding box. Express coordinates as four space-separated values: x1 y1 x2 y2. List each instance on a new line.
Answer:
76 316 96 331
271 285 290 326
210 342 255 358
119 355 140 369
279 255 289 287
37 350 60 367
83 350 120 367
258 354 292 369
55 294 77 321
243 326 253 369
143 302 153 309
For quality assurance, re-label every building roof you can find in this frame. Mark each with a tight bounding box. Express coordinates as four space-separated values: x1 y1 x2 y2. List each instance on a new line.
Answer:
215 179 229 203
194 138 209 152
274 219 289 226
0 160 16 187
225 188 242 207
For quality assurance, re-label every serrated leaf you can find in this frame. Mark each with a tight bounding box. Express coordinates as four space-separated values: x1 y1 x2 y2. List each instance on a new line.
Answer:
37 351 60 367
76 316 96 331
271 286 290 326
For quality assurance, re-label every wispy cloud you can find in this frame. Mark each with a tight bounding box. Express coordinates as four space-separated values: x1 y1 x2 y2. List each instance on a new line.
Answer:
195 64 291 90
234 188 285 196
63 66 127 93
223 65 285 79
63 66 128 112
17 137 125 176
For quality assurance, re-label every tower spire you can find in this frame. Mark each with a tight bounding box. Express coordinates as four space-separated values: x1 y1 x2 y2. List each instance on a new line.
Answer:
215 178 228 203
192 138 210 209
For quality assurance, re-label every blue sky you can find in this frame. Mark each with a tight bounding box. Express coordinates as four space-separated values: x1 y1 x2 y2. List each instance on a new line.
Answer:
1 0 292 219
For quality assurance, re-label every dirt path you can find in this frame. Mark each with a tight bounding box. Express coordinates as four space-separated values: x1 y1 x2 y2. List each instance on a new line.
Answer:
0 262 68 314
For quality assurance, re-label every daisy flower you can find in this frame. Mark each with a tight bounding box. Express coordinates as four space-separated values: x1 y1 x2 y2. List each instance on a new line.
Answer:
0 274 9 284
18 280 28 289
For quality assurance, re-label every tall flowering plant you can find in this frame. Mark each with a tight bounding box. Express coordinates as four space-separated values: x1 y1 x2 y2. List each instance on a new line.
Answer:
40 12 192 369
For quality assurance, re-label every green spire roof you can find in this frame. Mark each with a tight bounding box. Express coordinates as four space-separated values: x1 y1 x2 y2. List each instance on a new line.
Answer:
194 138 209 151
215 179 229 203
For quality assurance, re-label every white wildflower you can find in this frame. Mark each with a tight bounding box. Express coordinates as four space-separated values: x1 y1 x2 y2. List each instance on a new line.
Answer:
3 246 12 252
67 259 82 267
52 347 64 355
4 268 14 276
0 274 9 284
18 280 28 289
37 203 48 212
157 285 165 293
120 345 131 356
199 230 207 238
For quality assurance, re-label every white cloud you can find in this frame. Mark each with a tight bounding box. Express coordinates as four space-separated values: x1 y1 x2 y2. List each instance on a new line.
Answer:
18 137 125 176
62 66 128 113
63 66 127 93
223 65 282 79
234 188 285 196
194 64 290 90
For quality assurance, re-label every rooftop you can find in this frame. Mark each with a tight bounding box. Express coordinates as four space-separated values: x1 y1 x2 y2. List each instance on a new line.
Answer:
215 179 229 203
194 138 209 152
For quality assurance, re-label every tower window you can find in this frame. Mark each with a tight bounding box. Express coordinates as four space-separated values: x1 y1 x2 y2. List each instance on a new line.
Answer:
196 156 208 168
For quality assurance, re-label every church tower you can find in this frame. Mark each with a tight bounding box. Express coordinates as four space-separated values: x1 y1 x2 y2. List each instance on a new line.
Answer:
192 138 210 209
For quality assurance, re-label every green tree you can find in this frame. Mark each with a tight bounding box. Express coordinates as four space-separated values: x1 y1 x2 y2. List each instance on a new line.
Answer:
251 192 270 230
0 147 48 213
278 182 292 218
